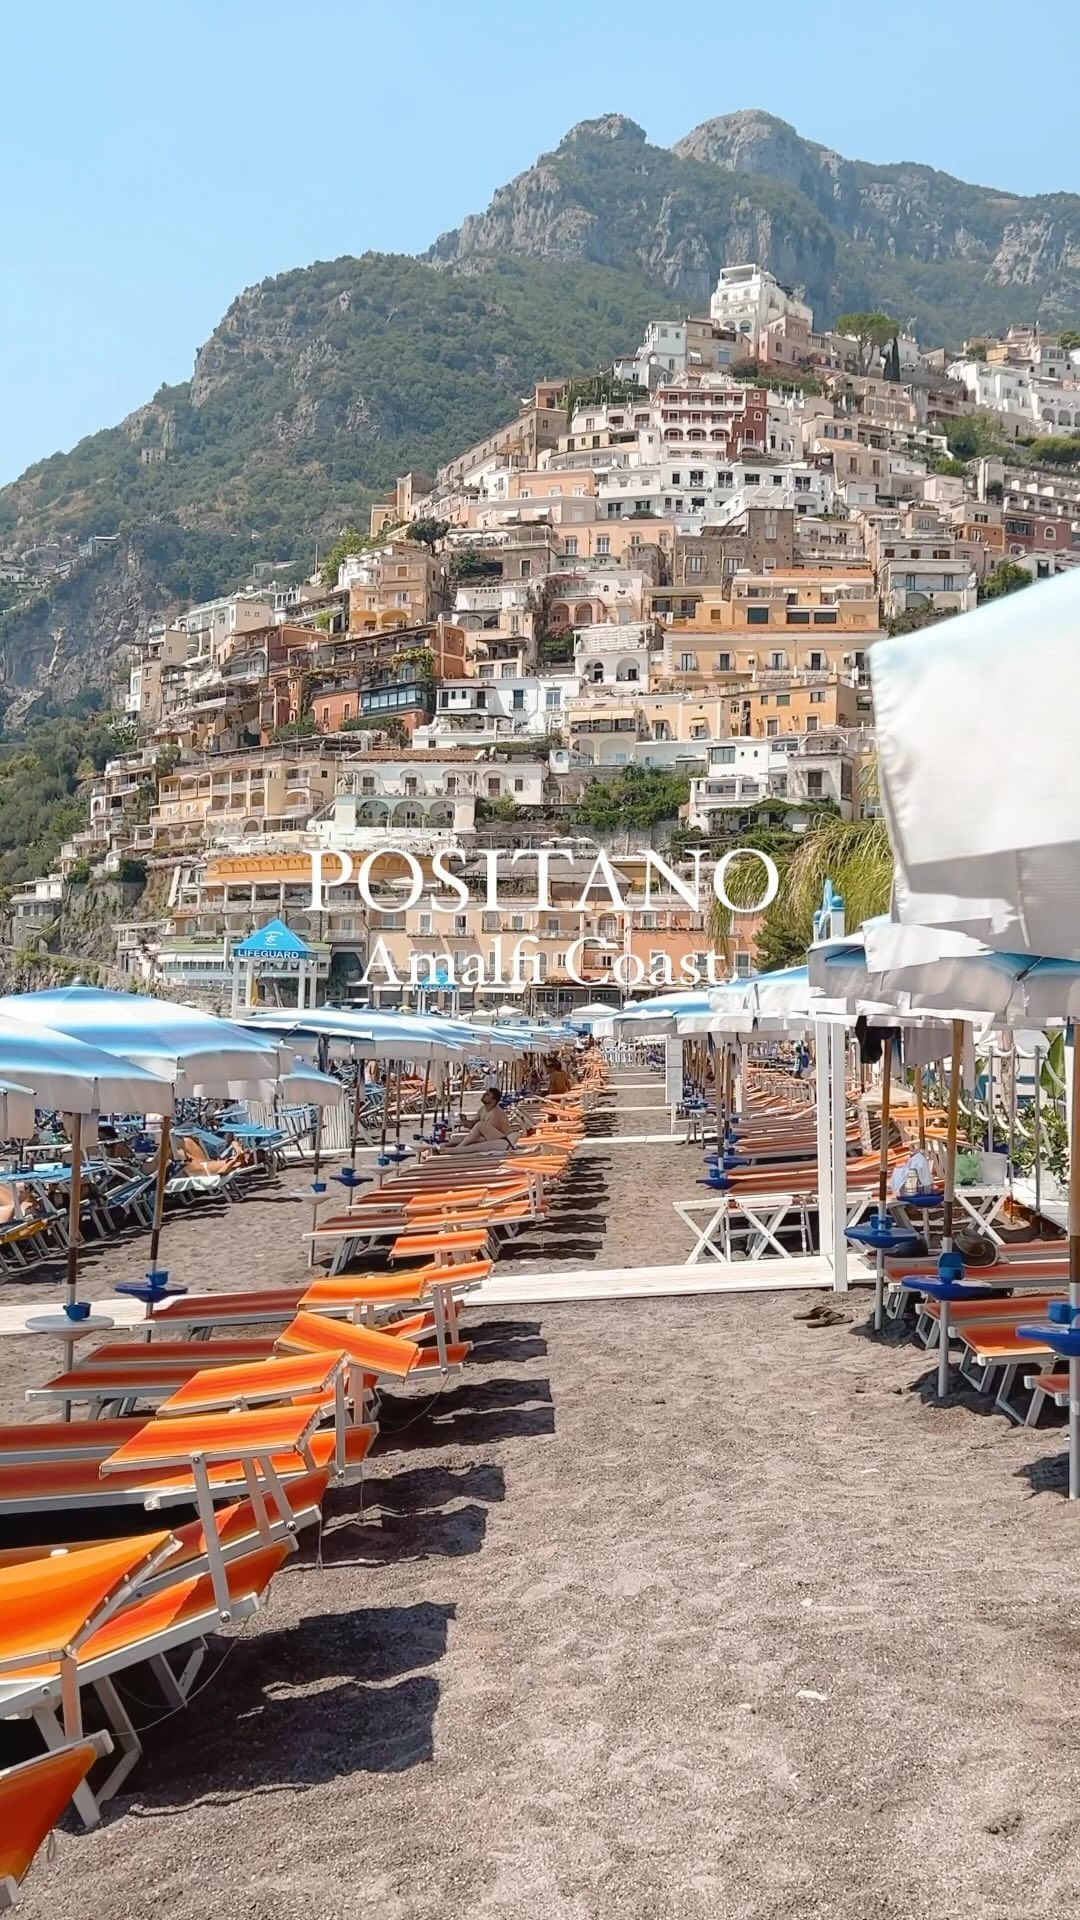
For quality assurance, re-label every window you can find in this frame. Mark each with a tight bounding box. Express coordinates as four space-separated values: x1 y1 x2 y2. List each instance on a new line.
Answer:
487 777 500 797
475 691 487 709
809 653 824 672
786 610 810 624
810 691 825 705
564 537 578 557
513 777 524 792
670 472 681 485
545 687 561 709
481 911 500 933
812 610 837 625
597 536 610 556
512 689 525 711
768 651 787 670
805 715 818 733
747 606 770 624
766 718 779 737
806 770 824 797
453 915 468 936
776 693 790 707
418 912 432 935
341 702 351 722
712 746 736 765
322 707 330 725
716 652 732 672
679 652 698 672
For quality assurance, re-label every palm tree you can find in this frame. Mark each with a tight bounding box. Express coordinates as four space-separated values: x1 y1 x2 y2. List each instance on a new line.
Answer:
782 814 893 938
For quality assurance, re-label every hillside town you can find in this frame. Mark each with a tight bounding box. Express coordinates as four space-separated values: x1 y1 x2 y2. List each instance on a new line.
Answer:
10 262 1080 1006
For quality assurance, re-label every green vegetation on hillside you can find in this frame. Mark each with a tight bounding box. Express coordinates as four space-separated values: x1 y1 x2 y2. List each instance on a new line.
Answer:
0 256 664 559
572 766 691 833
0 700 117 892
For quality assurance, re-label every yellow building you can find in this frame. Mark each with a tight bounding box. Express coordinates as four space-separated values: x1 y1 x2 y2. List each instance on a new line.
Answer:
694 567 879 633
149 748 343 854
344 542 447 633
724 674 861 739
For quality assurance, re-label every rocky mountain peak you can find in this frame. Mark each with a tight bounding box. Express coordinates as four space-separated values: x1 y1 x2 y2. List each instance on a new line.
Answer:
559 115 647 148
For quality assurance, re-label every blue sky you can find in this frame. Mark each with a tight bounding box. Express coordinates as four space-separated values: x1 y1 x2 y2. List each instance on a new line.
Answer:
2 0 1076 485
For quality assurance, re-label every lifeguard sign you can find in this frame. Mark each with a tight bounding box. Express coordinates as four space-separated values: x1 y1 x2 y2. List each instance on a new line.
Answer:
230 918 319 1016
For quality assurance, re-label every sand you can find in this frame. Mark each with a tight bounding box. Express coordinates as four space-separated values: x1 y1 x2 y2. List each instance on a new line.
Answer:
5 1065 1080 1918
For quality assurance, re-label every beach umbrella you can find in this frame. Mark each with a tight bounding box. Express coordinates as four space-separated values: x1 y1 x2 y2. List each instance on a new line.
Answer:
871 568 1080 958
0 987 292 1271
610 991 713 1038
241 1007 466 1062
0 1009 172 1309
0 986 292 1096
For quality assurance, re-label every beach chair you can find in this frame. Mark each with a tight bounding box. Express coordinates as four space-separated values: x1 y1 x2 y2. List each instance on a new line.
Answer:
278 1309 470 1390
951 1318 1058 1420
145 1258 492 1336
0 1534 289 1824
0 1736 113 1907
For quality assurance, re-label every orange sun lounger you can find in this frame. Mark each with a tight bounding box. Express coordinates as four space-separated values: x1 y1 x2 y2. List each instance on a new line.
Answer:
0 1536 288 1825
0 1736 113 1905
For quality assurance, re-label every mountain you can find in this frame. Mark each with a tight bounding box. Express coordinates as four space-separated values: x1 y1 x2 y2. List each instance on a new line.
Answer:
2 110 1078 715
434 111 1080 337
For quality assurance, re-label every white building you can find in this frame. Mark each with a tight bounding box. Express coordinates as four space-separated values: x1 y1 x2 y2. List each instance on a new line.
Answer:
948 360 1040 431
687 730 861 827
573 623 653 689
709 265 813 352
415 674 573 749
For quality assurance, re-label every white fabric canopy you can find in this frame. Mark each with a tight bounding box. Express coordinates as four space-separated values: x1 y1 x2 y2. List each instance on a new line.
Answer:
871 568 1080 956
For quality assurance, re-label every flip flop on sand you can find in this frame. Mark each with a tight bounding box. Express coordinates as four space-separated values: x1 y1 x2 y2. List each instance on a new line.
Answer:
794 1303 849 1327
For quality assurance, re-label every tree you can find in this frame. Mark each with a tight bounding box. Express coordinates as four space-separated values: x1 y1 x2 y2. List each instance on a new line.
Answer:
408 517 449 551
1033 436 1080 467
1058 331 1080 354
980 560 1033 602
834 312 898 372
780 815 893 952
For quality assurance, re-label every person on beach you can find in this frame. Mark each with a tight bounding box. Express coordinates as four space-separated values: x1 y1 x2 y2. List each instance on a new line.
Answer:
459 1085 518 1150
544 1054 572 1095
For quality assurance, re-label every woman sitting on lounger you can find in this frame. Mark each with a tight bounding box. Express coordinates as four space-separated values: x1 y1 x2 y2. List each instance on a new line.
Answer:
178 1134 249 1178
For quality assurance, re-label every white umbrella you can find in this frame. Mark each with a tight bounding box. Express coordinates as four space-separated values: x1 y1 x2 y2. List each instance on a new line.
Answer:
0 1009 173 1310
0 986 293 1272
871 569 1080 958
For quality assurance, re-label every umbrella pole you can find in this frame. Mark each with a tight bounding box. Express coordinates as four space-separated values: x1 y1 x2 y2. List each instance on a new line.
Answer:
148 1111 172 1273
1060 1036 1068 1497
419 1062 431 1141
349 1067 362 1170
393 1062 403 1145
308 1104 325 1269
915 1067 926 1151
937 1018 964 1400
65 1111 83 1314
874 1044 892 1334
1033 1045 1043 1233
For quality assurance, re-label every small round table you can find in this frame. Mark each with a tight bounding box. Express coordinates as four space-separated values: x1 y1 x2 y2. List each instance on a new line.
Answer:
22 1311 115 1420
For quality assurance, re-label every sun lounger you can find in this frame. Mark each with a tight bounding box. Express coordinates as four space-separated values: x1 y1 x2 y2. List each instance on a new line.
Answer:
951 1318 1058 1419
139 1258 491 1335
0 1736 113 1905
0 1536 288 1824
278 1309 470 1385
914 1289 1064 1345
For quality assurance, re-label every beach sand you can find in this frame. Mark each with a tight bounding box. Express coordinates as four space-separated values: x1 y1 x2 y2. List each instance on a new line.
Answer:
5 1064 1080 1917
